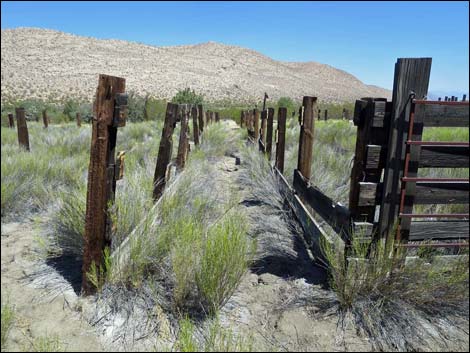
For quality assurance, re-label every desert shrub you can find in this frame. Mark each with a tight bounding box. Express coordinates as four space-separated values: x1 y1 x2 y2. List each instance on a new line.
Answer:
172 88 204 105
174 317 198 352
127 91 147 122
1 294 15 350
196 213 253 313
28 334 64 352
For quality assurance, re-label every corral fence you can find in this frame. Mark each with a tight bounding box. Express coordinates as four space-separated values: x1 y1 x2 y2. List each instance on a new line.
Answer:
243 57 469 262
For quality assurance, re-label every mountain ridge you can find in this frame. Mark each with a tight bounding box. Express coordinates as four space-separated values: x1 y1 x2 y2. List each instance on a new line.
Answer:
1 27 392 104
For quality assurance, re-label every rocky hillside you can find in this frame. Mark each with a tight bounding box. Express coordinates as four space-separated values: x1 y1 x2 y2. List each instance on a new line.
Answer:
1 27 391 104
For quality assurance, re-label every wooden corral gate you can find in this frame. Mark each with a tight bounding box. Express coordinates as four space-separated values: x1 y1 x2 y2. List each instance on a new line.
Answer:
245 57 469 259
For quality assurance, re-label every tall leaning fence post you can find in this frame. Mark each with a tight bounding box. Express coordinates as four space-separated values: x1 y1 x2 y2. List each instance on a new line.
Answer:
297 96 317 179
377 57 432 240
275 107 287 173
16 108 30 151
8 113 15 128
82 74 127 295
259 110 267 152
197 104 204 133
42 109 49 128
266 107 274 159
176 104 190 171
253 108 260 142
192 105 199 146
153 103 179 201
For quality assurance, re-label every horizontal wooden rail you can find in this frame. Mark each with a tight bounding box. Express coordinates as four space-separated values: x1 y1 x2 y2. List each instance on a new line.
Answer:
293 169 351 240
409 220 469 240
413 181 469 204
400 213 469 218
414 102 469 127
396 242 469 248
417 145 469 168
406 141 469 146
273 167 344 261
402 177 469 182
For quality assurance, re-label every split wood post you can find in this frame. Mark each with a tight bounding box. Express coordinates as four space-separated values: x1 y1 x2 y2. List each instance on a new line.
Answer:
297 96 317 179
76 112 82 127
35 115 39 122
324 109 328 121
275 107 287 172
176 104 190 171
153 103 179 201
266 107 274 159
377 58 432 240
197 104 204 133
438 97 441 101
318 109 321 121
42 109 48 128
463 94 467 102
8 113 14 128
262 92 268 111
82 74 127 295
16 108 30 151
348 98 388 228
240 111 245 128
444 96 448 101
253 108 260 142
260 110 267 151
192 105 199 145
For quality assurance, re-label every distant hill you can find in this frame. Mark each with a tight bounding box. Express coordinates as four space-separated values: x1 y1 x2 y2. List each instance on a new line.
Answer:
1 27 392 104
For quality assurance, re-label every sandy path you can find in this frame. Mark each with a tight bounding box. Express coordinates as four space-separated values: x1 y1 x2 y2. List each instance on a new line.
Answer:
1 221 104 352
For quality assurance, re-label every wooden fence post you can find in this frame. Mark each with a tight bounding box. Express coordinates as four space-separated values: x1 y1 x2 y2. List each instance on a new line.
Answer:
253 108 260 142
42 109 49 128
324 109 328 121
275 107 287 173
318 109 321 121
240 111 245 128
297 97 317 179
260 110 267 151
76 112 82 127
266 108 274 159
8 113 14 128
192 105 199 146
463 94 467 102
153 103 179 201
82 74 126 295
16 108 30 151
215 112 220 122
176 104 190 171
198 104 204 133
377 58 432 239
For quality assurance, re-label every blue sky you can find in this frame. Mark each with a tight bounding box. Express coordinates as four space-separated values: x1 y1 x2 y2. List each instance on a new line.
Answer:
2 1 469 94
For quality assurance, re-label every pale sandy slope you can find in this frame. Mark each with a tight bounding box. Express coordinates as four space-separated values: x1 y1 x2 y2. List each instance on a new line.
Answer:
1 27 391 104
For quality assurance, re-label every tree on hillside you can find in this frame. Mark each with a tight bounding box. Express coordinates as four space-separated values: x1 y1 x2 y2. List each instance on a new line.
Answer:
277 97 296 116
171 88 204 105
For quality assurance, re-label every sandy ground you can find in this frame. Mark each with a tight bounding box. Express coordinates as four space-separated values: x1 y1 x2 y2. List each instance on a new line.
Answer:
1 220 103 352
1 119 370 352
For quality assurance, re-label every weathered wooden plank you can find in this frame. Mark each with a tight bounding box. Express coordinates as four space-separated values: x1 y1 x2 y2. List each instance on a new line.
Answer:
297 96 317 180
176 104 190 171
418 145 469 168
260 110 267 151
240 110 245 128
253 109 260 142
358 182 379 206
197 104 204 132
378 58 432 238
353 222 374 238
76 112 82 127
153 103 179 201
274 167 344 261
413 181 469 204
191 106 199 146
82 74 126 295
16 108 30 151
409 221 469 240
293 169 351 240
8 113 14 128
42 109 49 128
414 102 469 127
275 107 287 173
365 145 384 169
215 112 220 122
266 108 274 160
